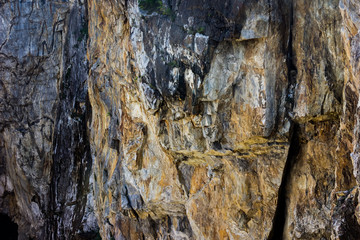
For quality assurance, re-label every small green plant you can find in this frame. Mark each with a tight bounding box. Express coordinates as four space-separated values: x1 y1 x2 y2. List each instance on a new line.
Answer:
148 82 156 90
77 22 88 42
187 27 205 35
139 0 176 21
138 0 163 13
187 28 196 35
169 60 179 68
80 25 88 37
197 27 205 34
161 7 175 21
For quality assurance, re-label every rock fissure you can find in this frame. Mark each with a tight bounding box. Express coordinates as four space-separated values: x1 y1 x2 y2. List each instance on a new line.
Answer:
268 1 297 237
268 123 300 240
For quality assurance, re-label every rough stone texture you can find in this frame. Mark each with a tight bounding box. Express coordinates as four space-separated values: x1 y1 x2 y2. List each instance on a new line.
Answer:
292 0 344 120
283 121 338 239
330 1 360 239
1 0 360 239
0 1 96 239
87 0 292 239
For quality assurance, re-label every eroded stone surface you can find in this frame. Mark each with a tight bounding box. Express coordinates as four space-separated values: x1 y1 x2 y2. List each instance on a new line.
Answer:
0 1 96 239
87 0 291 239
284 121 338 239
1 0 360 239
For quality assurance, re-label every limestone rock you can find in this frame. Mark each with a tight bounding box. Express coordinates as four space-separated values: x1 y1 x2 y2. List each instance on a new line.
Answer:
0 1 96 239
86 0 294 238
1 0 360 239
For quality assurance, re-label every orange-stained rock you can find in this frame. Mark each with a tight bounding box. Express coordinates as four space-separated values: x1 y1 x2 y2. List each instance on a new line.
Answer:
2 0 360 239
87 0 292 239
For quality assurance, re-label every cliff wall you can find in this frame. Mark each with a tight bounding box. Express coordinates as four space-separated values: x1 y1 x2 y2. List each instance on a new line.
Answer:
1 0 360 239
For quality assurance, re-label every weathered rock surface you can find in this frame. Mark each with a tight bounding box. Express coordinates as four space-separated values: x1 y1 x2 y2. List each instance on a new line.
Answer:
0 1 96 239
1 0 360 239
87 0 292 239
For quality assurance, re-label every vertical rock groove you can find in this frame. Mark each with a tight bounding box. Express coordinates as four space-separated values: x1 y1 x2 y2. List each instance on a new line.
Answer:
268 1 296 238
268 124 300 240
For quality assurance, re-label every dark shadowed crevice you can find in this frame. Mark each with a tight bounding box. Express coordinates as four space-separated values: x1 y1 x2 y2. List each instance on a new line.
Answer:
268 0 297 238
0 213 18 240
268 123 301 240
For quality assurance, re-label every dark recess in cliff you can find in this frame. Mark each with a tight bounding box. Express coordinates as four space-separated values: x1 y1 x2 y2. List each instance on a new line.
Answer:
268 1 297 238
0 213 18 240
268 123 300 240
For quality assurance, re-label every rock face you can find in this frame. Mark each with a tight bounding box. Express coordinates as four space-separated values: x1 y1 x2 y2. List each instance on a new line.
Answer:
87 0 291 238
1 0 360 239
0 1 96 239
